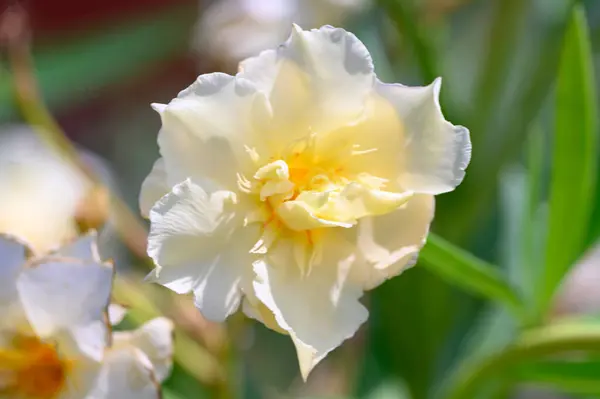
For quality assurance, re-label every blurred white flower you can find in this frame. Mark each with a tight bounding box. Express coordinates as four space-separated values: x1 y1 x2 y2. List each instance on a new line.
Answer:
0 126 113 255
194 0 370 67
89 304 174 399
0 233 174 398
141 25 471 378
57 235 176 398
0 234 113 399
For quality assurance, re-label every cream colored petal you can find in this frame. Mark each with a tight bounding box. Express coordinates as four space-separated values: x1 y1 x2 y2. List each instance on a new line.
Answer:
139 158 169 219
276 198 354 231
376 79 471 194
238 24 374 138
86 347 160 399
155 73 270 189
113 317 174 382
351 194 434 290
16 258 113 360
55 231 101 262
147 179 258 321
253 233 368 379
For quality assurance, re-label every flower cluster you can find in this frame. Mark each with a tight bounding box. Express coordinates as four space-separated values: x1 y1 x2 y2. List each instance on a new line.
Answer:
0 233 174 398
141 24 471 377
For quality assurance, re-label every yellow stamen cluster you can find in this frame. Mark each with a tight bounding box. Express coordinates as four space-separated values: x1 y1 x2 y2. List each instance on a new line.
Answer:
0 334 68 399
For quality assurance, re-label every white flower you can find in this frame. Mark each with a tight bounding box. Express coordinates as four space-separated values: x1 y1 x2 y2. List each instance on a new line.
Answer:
141 25 471 378
57 235 176 399
0 234 113 399
0 126 113 255
194 0 369 67
88 305 174 399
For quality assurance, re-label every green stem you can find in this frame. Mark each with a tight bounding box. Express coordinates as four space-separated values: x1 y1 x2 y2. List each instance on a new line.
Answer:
444 321 600 399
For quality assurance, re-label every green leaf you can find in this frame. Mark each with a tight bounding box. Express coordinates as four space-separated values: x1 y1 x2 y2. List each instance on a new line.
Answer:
443 319 600 399
434 307 518 399
499 166 530 298
498 127 547 315
434 1 575 244
470 0 530 149
419 234 525 320
538 4 598 315
376 0 438 83
516 360 600 396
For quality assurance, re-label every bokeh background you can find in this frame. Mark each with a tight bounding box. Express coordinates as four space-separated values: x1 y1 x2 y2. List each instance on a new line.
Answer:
1 0 600 398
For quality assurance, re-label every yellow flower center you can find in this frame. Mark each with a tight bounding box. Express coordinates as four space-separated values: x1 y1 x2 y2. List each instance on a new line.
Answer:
0 334 69 399
239 134 411 274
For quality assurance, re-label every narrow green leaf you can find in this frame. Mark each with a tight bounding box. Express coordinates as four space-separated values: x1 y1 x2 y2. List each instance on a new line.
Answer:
376 0 438 83
433 307 518 399
470 0 530 149
434 1 575 243
499 166 529 298
498 126 547 313
444 319 600 399
419 234 525 320
538 5 598 314
516 360 600 396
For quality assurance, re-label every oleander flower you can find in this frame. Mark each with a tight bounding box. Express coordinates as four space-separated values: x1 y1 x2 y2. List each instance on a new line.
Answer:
0 126 113 255
140 25 471 378
89 304 174 399
0 234 113 398
57 235 175 399
194 0 369 68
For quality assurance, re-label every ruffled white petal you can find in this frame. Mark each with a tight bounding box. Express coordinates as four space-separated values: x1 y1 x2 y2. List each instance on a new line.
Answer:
147 178 258 321
351 194 435 290
155 73 269 189
376 79 471 194
113 317 174 382
16 259 113 360
253 233 368 379
139 158 169 219
86 347 160 399
239 24 374 138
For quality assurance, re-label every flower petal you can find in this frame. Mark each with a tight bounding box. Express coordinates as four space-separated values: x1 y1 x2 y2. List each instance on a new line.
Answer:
147 178 258 321
51 329 103 399
352 194 435 290
16 258 113 360
0 234 27 306
139 158 169 219
108 303 128 326
155 73 269 190
86 347 160 399
239 25 374 134
55 232 101 262
113 317 175 382
277 185 413 230
376 79 471 194
253 233 368 379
